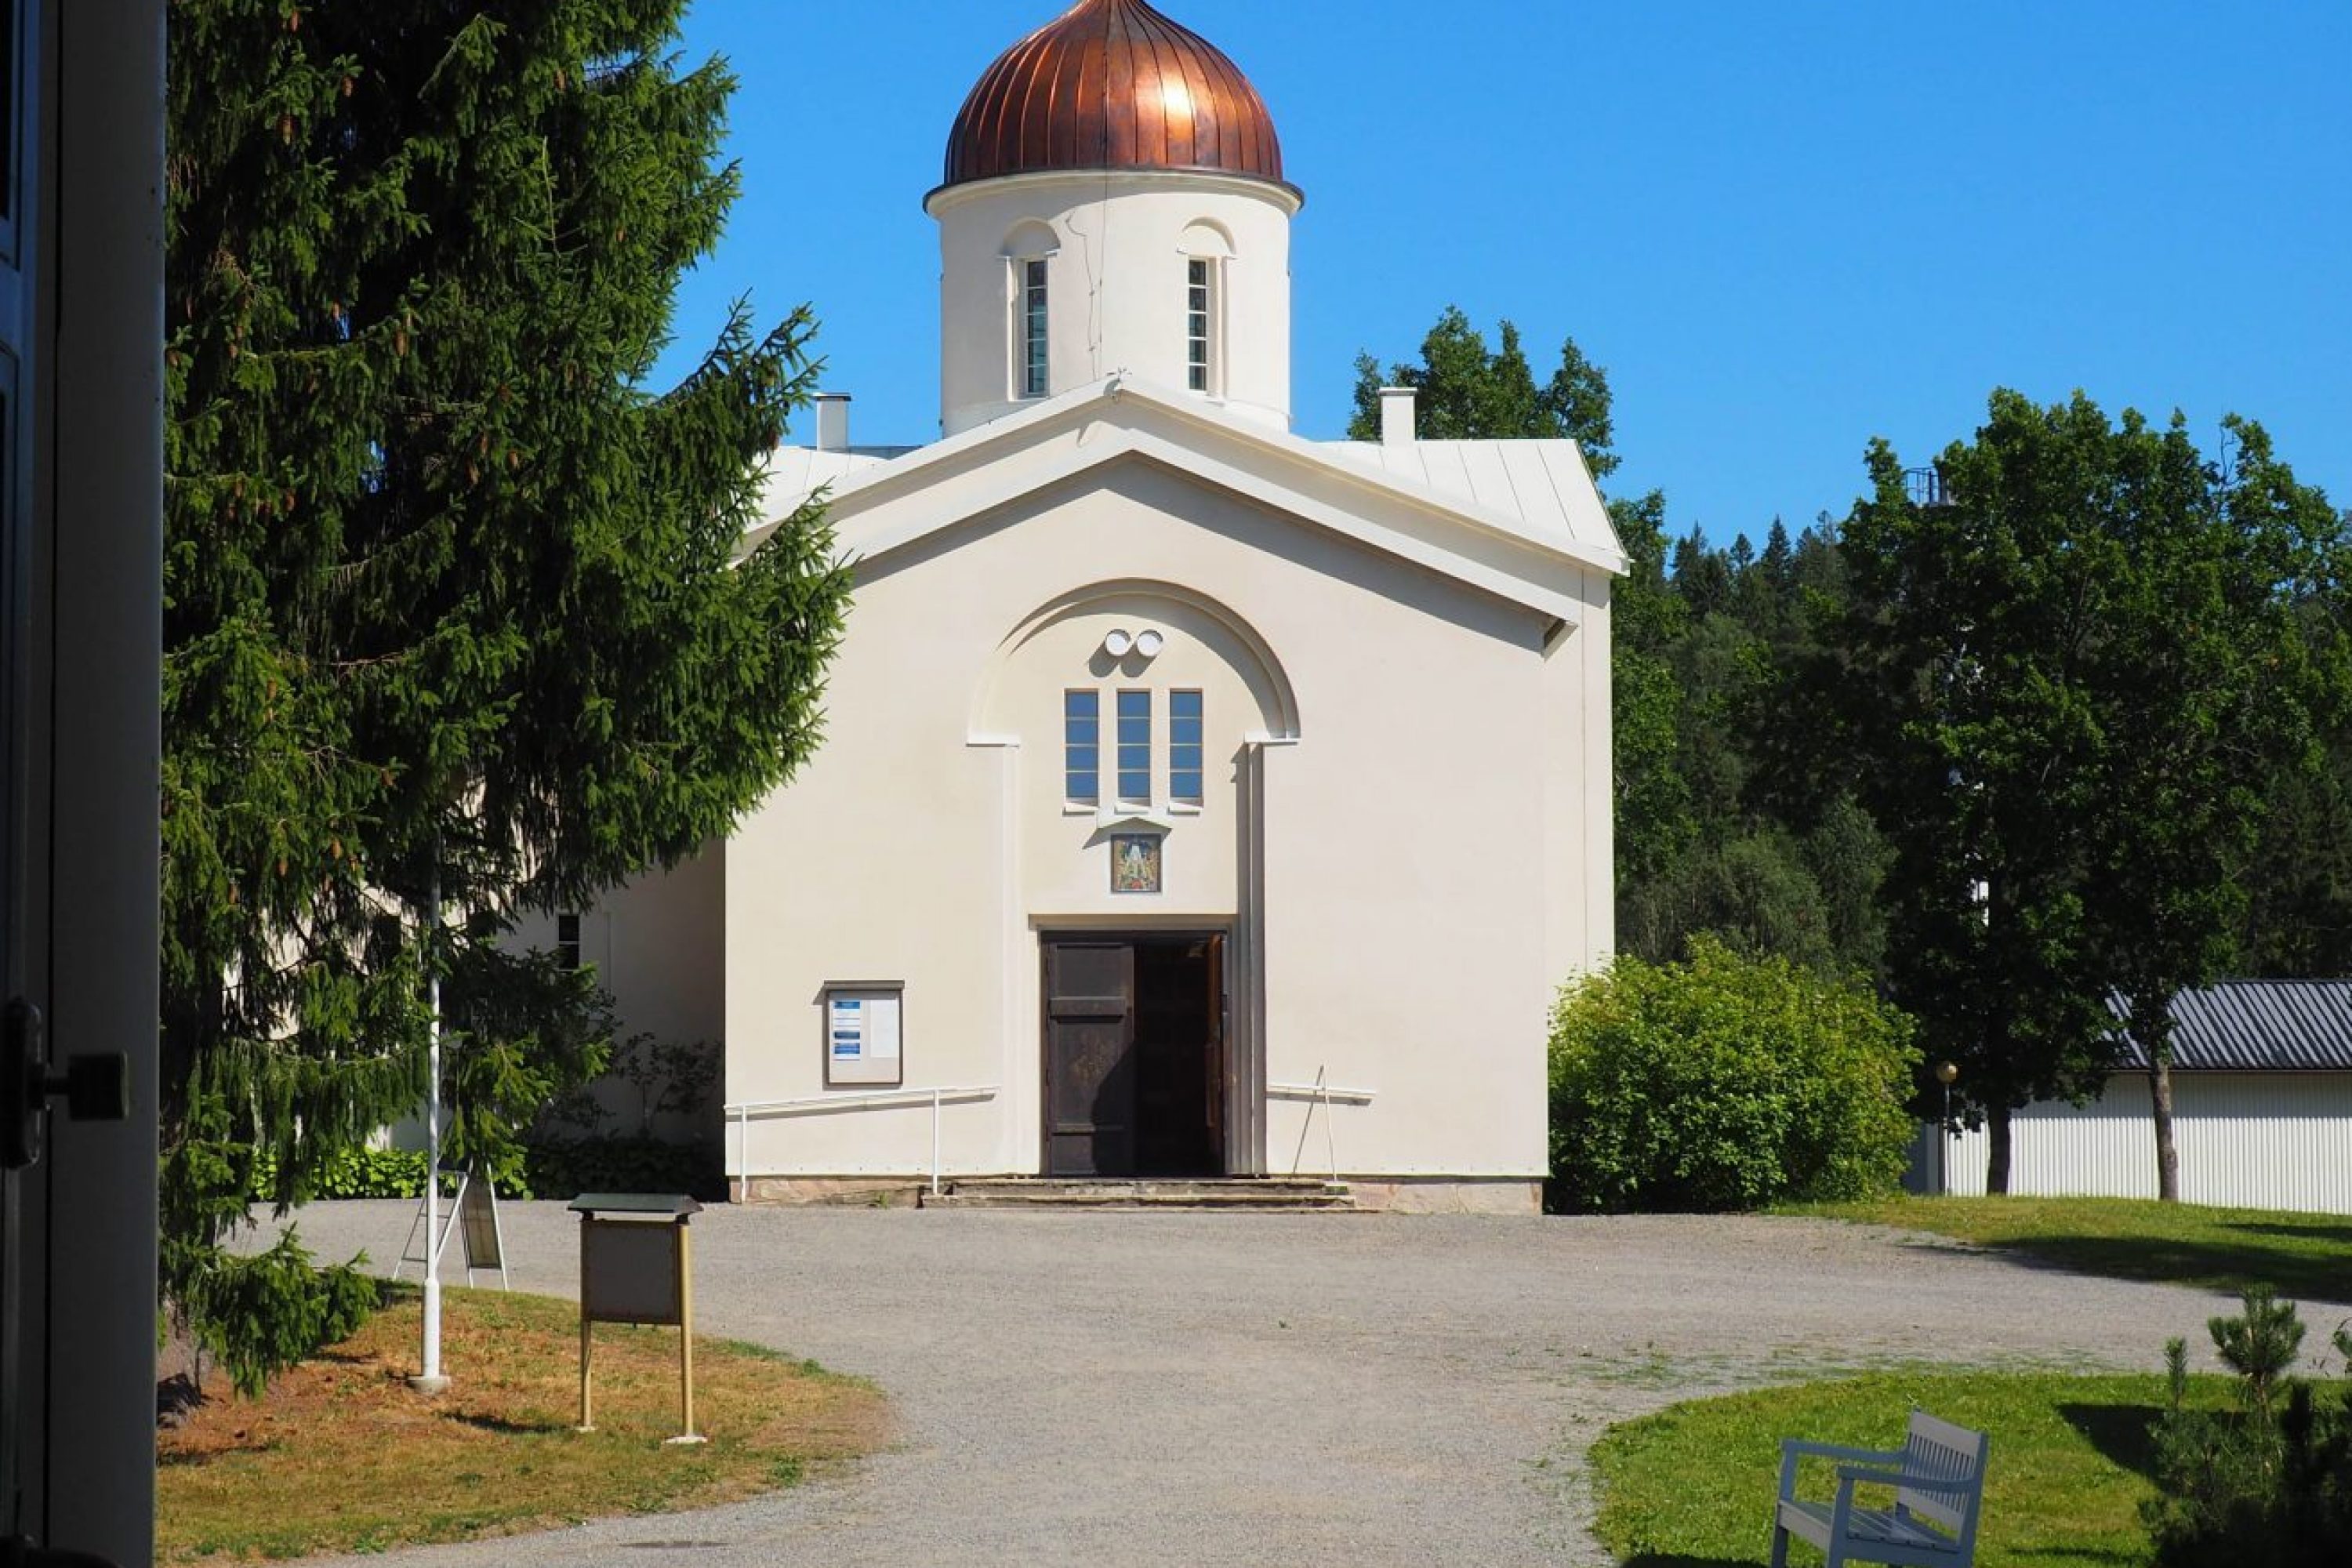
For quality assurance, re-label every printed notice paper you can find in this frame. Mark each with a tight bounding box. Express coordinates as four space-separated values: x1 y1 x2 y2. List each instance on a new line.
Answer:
825 988 903 1085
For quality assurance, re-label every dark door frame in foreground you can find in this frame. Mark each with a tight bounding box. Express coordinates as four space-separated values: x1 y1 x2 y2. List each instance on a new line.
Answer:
1040 929 1235 1179
0 1 164 1563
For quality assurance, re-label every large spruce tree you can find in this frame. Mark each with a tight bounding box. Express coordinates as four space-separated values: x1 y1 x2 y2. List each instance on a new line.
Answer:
164 0 848 1386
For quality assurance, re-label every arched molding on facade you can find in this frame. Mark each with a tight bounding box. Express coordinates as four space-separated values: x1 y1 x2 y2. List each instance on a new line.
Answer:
1178 219 1236 260
970 577 1301 742
1000 218 1061 258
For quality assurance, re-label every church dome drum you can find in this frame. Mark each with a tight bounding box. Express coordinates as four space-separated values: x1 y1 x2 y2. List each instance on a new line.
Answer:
930 0 1300 437
942 0 1289 194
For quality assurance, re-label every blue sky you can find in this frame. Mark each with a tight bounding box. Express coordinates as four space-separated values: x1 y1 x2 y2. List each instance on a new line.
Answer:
650 0 2350 545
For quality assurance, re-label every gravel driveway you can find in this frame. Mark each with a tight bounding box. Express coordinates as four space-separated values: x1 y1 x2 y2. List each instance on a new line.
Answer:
271 1201 2258 1568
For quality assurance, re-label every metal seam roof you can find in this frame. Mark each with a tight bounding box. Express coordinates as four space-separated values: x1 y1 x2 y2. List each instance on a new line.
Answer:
942 0 1287 193
2108 980 2352 1072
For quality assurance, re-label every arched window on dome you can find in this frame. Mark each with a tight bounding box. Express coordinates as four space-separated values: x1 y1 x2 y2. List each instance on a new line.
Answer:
1178 222 1235 397
1004 222 1059 401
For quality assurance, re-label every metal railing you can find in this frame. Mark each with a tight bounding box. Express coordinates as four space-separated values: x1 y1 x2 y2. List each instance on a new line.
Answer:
723 1085 1000 1200
1269 1068 1375 1185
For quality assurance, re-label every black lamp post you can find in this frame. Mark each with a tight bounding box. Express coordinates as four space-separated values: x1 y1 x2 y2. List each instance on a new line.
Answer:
1935 1062 1960 1194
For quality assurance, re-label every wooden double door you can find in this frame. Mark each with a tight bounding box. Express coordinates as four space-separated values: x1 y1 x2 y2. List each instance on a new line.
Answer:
1043 932 1229 1178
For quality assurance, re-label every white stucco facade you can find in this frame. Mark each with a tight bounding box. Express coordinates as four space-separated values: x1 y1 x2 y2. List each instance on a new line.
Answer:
568 2 1622 1212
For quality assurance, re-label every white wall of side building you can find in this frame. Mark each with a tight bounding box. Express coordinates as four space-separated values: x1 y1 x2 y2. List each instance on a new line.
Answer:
718 454 1607 1196
506 851 728 1145
1936 1072 2352 1214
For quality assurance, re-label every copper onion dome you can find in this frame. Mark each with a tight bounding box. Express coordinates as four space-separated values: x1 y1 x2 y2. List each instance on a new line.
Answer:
941 0 1290 194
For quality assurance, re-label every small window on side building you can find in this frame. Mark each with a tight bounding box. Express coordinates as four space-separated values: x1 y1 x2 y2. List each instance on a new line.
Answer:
557 913 583 971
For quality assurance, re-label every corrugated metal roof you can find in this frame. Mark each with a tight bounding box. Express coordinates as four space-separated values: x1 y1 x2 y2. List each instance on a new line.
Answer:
757 445 916 516
2108 980 2352 1072
1321 438 1617 558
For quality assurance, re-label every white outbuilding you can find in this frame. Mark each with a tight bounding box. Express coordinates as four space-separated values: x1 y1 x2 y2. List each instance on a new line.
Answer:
1928 981 2352 1214
543 0 1622 1212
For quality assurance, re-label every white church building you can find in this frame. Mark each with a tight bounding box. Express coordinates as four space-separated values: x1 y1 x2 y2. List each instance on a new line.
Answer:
555 0 1624 1213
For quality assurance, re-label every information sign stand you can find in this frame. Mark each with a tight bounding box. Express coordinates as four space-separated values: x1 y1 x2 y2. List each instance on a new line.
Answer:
569 1193 703 1444
393 1170 509 1289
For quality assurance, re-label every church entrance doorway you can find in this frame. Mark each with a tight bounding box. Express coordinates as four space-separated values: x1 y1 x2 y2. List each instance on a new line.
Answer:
1041 932 1229 1178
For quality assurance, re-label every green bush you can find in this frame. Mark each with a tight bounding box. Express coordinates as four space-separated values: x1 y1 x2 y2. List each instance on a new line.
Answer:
250 1145 428 1201
1546 936 1919 1211
259 1133 724 1204
2145 1288 2352 1566
523 1134 722 1201
251 1144 535 1200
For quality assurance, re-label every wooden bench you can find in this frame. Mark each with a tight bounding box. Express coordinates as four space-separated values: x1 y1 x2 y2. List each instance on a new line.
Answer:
1769 1410 1988 1568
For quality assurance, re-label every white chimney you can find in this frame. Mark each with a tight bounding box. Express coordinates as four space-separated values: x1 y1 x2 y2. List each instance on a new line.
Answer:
1379 386 1416 449
815 393 851 453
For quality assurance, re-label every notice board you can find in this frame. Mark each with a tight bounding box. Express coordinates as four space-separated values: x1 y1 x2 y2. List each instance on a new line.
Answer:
824 982 905 1087
580 1219 684 1326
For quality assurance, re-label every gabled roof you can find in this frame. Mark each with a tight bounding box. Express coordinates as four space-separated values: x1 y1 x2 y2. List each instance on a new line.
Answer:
750 376 1624 625
2108 980 2352 1072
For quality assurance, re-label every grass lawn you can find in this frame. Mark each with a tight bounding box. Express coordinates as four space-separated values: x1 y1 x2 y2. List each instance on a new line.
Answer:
158 1287 889 1562
1589 1369 2256 1567
1780 1196 2352 1304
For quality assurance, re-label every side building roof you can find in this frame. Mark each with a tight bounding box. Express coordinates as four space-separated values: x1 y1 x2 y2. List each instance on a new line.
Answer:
1319 439 1609 559
2110 980 2352 1072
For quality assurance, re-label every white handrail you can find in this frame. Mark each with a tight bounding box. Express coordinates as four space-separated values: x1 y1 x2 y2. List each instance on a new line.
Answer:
724 1085 1000 1200
1268 1080 1376 1103
1271 1069 1375 1185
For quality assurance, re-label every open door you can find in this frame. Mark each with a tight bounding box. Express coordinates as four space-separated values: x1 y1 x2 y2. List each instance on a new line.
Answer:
1042 940 1135 1177
1041 932 1232 1179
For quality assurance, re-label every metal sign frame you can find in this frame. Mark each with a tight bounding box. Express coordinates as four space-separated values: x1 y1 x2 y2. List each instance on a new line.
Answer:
392 1171 508 1290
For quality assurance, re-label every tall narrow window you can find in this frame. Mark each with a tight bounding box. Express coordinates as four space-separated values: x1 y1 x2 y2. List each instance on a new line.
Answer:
1170 690 1204 806
1186 259 1212 393
1116 690 1152 805
1022 258 1050 399
556 913 583 971
1064 689 1099 804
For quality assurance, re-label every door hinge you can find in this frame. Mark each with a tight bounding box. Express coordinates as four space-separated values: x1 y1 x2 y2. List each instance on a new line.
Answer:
2 1000 130 1171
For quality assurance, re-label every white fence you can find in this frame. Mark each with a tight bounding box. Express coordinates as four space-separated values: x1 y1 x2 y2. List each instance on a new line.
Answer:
1932 1071 2352 1214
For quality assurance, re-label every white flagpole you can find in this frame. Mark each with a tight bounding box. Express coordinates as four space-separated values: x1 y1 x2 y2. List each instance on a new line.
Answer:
411 868 449 1393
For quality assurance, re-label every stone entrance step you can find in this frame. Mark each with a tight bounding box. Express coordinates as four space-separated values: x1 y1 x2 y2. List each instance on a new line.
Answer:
922 1177 1354 1211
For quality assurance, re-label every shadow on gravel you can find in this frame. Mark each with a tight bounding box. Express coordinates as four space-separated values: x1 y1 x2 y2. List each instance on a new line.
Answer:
1619 1556 1755 1567
2058 1399 2163 1486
